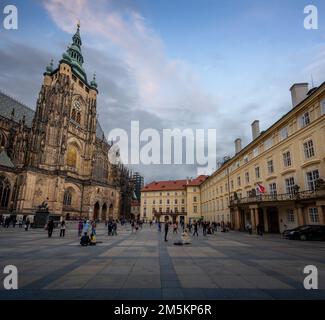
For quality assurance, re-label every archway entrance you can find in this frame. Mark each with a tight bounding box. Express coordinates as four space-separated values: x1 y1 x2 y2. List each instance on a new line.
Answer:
102 203 107 221
108 204 113 219
94 202 100 221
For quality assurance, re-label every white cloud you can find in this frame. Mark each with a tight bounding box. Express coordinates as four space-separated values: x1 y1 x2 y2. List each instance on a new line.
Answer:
42 0 219 122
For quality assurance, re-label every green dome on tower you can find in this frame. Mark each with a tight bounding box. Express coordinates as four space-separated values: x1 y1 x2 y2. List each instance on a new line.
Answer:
61 22 87 82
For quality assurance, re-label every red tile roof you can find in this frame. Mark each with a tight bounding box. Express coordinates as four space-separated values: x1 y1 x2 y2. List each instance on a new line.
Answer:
141 175 208 192
187 175 208 186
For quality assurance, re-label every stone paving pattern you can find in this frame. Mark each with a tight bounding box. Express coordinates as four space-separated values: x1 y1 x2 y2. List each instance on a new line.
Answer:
0 223 325 300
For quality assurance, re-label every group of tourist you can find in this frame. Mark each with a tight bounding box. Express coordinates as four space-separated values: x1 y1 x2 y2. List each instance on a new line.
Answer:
0 215 31 231
160 219 231 242
78 219 97 246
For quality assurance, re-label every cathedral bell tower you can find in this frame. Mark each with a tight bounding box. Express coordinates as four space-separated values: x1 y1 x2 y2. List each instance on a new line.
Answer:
28 23 98 178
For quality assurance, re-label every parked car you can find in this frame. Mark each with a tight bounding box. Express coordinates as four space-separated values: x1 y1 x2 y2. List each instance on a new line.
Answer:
283 225 325 241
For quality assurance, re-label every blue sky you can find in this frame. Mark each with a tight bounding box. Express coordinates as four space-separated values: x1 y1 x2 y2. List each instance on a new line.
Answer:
1 0 325 181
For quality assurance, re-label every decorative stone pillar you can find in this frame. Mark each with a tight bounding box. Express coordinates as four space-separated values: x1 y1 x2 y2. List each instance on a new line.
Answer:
297 206 305 226
263 208 268 232
317 206 324 225
250 208 256 230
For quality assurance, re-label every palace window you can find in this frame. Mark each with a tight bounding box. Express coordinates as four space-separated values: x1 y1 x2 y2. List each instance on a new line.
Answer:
0 176 11 208
287 209 295 223
309 208 319 223
300 112 310 128
269 183 277 197
285 177 295 194
264 138 273 150
303 140 315 159
283 151 292 167
237 176 241 187
306 170 319 191
280 126 289 141
255 167 260 179
253 148 259 158
245 171 250 184
193 196 197 202
321 99 325 115
63 190 72 206
266 160 273 174
194 206 197 213
174 199 177 204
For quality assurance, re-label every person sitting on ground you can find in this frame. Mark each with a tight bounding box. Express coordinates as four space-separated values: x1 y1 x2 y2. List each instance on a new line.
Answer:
80 232 90 246
89 233 96 246
174 228 192 245
181 228 191 244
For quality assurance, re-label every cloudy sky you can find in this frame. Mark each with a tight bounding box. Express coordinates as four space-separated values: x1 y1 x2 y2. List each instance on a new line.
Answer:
1 0 325 183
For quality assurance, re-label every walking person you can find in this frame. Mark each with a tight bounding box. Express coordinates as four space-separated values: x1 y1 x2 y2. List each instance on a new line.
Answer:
246 222 252 235
47 218 55 238
158 221 161 232
60 220 66 237
113 220 117 236
173 223 178 234
78 220 83 237
164 221 169 242
193 221 199 237
25 218 30 231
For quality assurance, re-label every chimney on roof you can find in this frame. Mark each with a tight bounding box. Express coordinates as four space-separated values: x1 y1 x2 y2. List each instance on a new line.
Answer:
234 138 242 154
251 120 260 140
290 83 309 108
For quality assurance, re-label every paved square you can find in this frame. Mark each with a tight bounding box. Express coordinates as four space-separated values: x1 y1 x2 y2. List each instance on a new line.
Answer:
0 222 325 300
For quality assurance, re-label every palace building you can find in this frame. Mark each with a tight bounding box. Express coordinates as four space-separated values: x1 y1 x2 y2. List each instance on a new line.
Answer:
0 24 121 220
141 82 325 233
140 175 208 223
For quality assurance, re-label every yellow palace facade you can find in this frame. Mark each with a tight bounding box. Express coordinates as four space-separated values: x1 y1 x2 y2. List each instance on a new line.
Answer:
201 82 325 233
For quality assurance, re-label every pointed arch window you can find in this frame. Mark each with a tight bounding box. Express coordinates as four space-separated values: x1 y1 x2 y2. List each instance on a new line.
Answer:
0 176 11 208
71 109 76 121
67 145 77 168
76 112 81 124
63 190 72 206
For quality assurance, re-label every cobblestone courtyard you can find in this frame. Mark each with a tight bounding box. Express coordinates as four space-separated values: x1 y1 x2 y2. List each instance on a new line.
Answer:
0 223 325 300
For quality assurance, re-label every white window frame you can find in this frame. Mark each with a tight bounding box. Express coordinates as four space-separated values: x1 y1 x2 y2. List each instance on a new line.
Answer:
321 99 325 115
306 169 319 191
269 182 277 197
280 126 289 141
309 207 319 224
264 138 273 150
300 112 310 128
303 139 315 159
285 177 295 194
255 166 260 179
283 151 292 167
287 209 295 223
267 159 274 174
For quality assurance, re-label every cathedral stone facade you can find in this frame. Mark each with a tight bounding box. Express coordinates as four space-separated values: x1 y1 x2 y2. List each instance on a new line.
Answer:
0 25 120 220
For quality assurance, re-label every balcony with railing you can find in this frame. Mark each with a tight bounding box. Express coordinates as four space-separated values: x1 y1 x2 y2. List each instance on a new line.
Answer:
153 210 187 216
230 189 325 207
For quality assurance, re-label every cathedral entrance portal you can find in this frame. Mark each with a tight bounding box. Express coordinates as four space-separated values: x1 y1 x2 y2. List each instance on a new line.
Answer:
102 203 107 221
109 204 113 219
94 202 100 221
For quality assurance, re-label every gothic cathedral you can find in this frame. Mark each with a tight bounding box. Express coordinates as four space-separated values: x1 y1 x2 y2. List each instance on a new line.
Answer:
0 24 121 220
